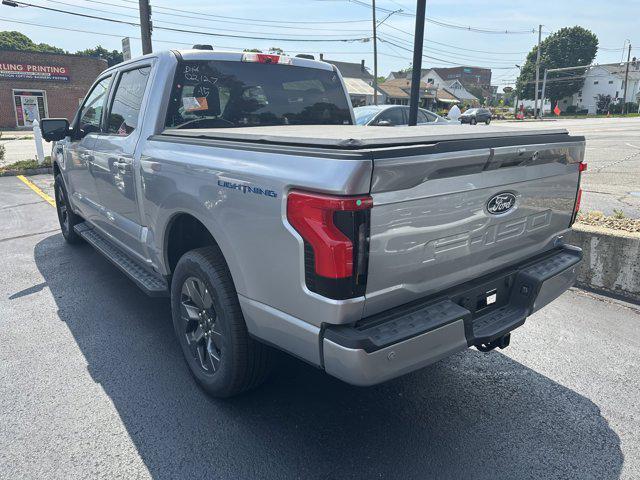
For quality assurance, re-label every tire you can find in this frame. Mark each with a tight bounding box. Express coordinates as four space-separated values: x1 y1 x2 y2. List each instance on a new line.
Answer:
485 118 491 125
54 173 84 244
170 246 274 397
470 117 477 125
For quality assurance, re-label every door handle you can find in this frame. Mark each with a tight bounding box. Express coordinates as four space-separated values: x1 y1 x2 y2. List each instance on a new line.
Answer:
114 158 133 173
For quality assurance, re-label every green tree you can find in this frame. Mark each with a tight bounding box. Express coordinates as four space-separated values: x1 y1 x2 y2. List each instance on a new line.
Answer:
243 48 263 53
268 47 286 55
516 27 598 107
76 46 123 67
0 30 65 53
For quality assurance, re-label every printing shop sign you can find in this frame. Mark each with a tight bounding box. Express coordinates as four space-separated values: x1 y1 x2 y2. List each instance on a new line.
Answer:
0 63 70 82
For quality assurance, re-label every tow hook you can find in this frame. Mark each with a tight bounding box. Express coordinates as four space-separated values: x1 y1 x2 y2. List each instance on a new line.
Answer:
476 333 511 352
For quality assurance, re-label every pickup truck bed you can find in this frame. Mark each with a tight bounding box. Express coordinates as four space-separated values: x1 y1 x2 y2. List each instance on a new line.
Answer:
160 124 570 148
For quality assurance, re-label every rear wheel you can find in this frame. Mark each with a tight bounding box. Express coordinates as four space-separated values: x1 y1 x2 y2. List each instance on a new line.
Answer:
485 118 491 125
171 246 274 397
470 117 477 125
54 173 83 244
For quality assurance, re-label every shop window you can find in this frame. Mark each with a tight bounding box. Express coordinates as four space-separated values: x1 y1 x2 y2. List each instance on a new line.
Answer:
13 90 47 127
107 66 151 136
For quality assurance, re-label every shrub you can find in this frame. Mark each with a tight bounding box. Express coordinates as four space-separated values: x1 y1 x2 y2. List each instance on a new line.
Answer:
565 105 578 114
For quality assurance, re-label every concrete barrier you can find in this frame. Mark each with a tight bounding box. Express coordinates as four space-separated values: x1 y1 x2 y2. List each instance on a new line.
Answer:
569 224 640 303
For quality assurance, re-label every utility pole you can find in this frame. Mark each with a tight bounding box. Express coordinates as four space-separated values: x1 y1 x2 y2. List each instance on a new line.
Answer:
622 43 632 115
540 68 548 118
371 0 378 105
408 0 426 126
138 0 152 55
534 24 542 118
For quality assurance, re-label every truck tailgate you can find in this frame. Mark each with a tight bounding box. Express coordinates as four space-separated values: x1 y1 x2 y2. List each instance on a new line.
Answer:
364 134 585 316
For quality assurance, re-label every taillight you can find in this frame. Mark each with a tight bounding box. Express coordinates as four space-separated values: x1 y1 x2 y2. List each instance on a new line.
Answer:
287 190 372 300
241 53 292 65
570 162 587 226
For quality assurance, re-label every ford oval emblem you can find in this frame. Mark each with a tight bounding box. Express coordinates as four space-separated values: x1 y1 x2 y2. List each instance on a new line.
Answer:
487 192 516 214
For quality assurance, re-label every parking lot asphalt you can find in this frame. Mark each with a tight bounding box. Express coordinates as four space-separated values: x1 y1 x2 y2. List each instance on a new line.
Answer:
498 117 640 218
1 174 639 480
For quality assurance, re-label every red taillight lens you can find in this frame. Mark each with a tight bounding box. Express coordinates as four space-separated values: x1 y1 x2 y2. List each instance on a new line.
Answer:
575 188 582 214
287 190 372 299
241 53 292 65
570 161 586 226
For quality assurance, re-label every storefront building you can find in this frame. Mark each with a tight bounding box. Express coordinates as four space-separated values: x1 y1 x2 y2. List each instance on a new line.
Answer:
0 50 107 129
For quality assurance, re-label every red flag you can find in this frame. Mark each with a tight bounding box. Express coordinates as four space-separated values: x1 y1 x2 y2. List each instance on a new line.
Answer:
553 103 561 116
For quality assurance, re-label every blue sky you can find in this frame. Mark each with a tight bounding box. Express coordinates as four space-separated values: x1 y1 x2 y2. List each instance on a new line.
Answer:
1 0 638 88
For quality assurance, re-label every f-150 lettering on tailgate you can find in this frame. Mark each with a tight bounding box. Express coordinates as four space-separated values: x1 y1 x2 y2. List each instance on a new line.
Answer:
423 210 552 263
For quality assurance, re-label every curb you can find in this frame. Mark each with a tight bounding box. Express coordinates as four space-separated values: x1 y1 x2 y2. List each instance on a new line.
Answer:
0 167 53 177
570 224 640 304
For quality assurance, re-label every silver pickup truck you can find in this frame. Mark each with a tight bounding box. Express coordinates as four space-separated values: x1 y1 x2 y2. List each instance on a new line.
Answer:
40 49 586 397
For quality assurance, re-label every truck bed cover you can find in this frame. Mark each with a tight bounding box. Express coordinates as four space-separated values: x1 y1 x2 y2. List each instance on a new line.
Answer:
160 124 570 150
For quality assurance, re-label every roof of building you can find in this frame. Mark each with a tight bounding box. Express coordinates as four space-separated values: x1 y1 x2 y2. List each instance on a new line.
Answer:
343 77 376 96
377 83 409 98
436 88 459 103
597 62 640 80
444 82 478 101
322 59 373 80
377 78 436 99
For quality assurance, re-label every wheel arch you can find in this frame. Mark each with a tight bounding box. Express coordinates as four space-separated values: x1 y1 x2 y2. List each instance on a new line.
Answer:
161 211 246 295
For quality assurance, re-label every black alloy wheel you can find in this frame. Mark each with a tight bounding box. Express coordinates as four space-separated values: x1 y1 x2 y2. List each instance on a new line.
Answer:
180 276 223 375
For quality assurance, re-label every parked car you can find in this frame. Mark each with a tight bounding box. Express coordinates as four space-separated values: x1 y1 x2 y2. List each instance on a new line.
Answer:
40 48 585 397
354 105 452 126
460 107 493 125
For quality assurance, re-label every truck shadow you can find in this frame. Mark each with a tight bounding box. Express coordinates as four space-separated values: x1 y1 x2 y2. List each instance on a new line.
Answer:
34 234 623 480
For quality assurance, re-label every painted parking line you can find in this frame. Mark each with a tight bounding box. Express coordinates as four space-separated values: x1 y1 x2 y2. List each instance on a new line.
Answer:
16 175 56 208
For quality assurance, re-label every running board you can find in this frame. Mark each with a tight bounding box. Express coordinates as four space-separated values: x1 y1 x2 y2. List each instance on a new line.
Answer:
74 222 169 297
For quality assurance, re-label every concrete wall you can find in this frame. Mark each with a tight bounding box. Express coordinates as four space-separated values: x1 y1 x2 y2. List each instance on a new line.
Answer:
569 224 640 303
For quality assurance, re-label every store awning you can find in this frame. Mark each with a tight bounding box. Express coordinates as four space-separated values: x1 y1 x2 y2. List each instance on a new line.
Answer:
343 77 376 96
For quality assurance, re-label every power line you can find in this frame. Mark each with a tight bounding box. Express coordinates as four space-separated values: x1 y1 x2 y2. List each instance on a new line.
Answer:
0 18 376 55
344 0 537 34
380 23 529 55
378 37 517 69
5 0 372 42
76 0 372 33
107 0 373 24
38 0 371 37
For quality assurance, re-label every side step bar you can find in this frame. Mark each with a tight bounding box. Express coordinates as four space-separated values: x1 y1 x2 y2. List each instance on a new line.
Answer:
74 222 169 297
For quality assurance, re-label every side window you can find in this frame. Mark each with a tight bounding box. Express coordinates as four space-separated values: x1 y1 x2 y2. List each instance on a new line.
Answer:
376 108 404 126
107 66 151 136
77 76 111 134
418 110 437 123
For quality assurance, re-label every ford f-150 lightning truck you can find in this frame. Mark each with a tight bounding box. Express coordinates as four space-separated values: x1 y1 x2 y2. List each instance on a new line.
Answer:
40 49 586 397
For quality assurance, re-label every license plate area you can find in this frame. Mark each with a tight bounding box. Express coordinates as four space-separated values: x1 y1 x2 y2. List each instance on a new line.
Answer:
450 271 516 318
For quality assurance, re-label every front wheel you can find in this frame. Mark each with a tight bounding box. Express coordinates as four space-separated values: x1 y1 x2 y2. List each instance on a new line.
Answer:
485 118 491 125
171 246 274 397
54 173 84 244
470 117 477 125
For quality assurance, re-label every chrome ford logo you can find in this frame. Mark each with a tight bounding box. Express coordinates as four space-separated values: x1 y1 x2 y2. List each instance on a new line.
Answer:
487 192 516 214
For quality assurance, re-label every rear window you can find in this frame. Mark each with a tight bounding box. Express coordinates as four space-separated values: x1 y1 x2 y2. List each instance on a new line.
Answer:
165 60 352 129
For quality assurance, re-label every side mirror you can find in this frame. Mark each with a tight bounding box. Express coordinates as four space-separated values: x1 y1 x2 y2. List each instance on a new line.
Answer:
40 118 70 142
376 120 393 126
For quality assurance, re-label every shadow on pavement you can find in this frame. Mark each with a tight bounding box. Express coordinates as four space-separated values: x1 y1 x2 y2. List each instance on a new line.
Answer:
34 234 623 480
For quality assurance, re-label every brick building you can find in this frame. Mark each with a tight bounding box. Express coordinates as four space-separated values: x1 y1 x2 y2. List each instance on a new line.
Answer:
0 50 107 129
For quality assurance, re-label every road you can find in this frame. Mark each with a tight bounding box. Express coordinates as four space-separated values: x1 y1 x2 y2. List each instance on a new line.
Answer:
0 174 639 479
498 117 640 218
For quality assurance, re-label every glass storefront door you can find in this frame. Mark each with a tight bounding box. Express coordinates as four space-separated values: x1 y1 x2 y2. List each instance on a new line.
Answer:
13 90 48 127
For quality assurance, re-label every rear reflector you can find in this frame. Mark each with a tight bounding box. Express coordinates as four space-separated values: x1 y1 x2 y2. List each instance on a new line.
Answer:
579 162 588 172
287 190 372 299
241 53 292 65
575 188 582 214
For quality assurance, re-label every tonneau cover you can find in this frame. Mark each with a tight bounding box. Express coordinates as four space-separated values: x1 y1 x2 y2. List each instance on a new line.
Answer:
161 124 569 149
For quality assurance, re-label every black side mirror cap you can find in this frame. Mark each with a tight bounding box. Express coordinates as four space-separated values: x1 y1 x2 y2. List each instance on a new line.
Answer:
40 118 70 142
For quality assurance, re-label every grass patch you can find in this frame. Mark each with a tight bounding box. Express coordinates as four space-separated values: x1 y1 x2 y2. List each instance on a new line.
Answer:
0 156 52 174
577 210 640 233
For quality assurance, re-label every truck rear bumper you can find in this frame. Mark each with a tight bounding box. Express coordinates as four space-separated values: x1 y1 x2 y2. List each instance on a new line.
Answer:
322 245 582 386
